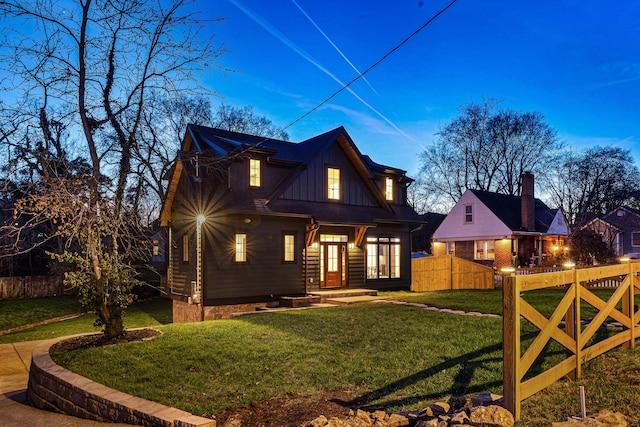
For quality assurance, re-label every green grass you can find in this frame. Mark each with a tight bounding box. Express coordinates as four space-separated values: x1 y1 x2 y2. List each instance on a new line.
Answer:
4 291 638 424
382 289 627 319
0 298 172 343
0 295 83 331
52 304 506 417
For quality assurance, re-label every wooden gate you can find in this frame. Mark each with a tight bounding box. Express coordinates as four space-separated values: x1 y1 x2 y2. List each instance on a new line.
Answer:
503 262 640 419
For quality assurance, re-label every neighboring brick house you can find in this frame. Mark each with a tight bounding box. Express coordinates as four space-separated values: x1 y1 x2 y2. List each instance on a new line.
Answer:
159 125 422 321
431 173 570 269
580 206 640 257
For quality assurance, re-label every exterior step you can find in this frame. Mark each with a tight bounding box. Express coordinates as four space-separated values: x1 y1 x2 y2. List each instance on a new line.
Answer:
308 288 378 303
279 295 322 308
324 295 382 305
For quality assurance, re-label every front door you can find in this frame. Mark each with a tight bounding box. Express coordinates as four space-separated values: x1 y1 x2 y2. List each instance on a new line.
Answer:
321 241 347 288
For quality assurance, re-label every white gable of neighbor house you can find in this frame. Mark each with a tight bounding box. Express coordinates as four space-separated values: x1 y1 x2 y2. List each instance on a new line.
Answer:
546 210 569 235
432 190 512 241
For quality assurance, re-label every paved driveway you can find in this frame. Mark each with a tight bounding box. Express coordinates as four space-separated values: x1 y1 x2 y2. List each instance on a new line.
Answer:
0 339 126 426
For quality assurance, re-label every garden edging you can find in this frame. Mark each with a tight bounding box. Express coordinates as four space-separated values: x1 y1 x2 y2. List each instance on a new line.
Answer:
27 333 215 427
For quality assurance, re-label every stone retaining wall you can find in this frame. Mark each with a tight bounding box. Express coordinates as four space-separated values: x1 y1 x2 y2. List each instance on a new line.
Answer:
27 336 215 427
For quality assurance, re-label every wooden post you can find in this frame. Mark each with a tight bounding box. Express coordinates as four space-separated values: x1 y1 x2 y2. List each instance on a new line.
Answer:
574 267 582 380
503 274 520 419
623 261 635 350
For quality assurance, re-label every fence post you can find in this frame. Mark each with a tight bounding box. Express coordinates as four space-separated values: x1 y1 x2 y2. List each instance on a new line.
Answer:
573 266 582 380
502 273 520 419
623 260 635 350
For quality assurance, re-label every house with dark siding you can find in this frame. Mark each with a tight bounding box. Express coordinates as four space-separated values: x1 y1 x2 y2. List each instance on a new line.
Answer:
160 125 422 322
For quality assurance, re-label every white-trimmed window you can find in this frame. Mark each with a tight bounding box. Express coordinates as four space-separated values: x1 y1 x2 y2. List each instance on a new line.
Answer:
475 240 495 260
446 241 455 256
366 237 401 279
385 177 393 201
283 233 295 262
235 233 247 262
464 204 473 223
327 167 340 200
249 159 261 187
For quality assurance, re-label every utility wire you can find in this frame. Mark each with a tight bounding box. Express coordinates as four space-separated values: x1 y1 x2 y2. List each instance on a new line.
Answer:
207 0 458 163
281 0 459 132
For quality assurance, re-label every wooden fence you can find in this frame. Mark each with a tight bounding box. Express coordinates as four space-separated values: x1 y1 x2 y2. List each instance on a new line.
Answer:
411 255 494 291
502 262 640 419
0 276 69 299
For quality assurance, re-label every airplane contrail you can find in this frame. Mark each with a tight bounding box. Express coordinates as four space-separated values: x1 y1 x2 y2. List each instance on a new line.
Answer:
227 0 409 138
290 0 379 96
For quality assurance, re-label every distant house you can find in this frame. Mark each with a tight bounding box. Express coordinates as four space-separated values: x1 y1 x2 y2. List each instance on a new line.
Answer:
411 212 446 253
431 173 569 269
580 206 640 257
159 125 422 321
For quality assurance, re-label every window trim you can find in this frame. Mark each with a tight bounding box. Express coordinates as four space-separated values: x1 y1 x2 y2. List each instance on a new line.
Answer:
366 236 401 280
283 232 296 263
632 231 640 247
327 166 341 201
235 233 247 263
385 177 393 201
464 204 473 224
249 158 261 187
474 240 496 260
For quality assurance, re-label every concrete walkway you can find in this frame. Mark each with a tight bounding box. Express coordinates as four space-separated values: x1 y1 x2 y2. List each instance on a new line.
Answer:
0 339 126 426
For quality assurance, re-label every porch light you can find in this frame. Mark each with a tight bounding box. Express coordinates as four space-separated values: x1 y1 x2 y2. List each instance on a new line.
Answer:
620 256 630 263
500 267 515 274
563 261 575 269
196 214 206 225
349 242 355 249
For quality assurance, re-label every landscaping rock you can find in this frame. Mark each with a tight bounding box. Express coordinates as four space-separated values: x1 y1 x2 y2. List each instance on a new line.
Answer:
222 414 242 427
552 410 628 427
468 405 514 427
471 393 504 407
307 415 329 427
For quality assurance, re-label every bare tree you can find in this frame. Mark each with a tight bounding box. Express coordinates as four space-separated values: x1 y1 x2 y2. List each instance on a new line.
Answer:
213 104 290 141
543 146 640 225
0 0 225 337
417 98 562 211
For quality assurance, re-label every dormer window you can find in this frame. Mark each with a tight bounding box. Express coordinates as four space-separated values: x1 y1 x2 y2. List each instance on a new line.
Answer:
327 167 340 200
385 177 393 201
249 159 261 187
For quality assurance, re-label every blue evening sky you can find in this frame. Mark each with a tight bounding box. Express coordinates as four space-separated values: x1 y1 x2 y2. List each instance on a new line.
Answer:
200 0 640 176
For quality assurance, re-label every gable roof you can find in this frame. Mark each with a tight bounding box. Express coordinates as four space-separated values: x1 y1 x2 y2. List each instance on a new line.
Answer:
470 189 560 233
601 206 640 231
160 125 421 225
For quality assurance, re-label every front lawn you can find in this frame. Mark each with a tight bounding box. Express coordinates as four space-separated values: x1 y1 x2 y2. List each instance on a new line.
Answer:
0 295 83 331
0 297 172 343
52 303 513 419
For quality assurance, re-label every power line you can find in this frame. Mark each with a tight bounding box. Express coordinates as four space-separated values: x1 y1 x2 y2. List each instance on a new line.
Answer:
282 0 459 132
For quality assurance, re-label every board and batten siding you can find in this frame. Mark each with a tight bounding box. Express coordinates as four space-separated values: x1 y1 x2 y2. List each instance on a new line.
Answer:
280 142 380 207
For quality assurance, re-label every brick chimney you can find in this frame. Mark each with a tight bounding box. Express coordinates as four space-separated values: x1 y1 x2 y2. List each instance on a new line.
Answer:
521 172 535 231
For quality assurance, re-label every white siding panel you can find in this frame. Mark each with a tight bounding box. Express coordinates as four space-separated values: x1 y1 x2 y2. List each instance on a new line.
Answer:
547 210 569 235
432 190 511 240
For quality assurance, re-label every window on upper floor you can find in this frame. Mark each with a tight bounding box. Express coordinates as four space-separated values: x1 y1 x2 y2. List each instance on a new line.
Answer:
249 159 261 187
327 167 340 200
385 177 393 201
464 204 473 223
